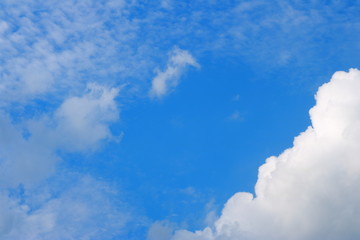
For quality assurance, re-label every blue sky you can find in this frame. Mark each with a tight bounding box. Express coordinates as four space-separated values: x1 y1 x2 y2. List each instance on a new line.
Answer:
1 1 360 239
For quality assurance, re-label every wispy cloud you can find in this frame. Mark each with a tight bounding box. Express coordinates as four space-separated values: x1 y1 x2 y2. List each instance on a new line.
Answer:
149 47 199 98
1 0 359 105
0 175 134 240
227 110 242 121
0 1 156 238
232 94 241 102
0 0 149 105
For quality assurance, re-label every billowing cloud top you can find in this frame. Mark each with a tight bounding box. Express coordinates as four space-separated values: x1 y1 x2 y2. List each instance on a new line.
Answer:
172 69 360 239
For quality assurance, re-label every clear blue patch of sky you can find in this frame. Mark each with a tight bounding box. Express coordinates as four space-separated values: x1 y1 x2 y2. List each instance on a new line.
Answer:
61 55 318 230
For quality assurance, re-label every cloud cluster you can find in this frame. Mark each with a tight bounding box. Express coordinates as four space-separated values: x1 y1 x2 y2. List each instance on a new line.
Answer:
171 69 360 239
0 83 126 239
0 2 142 237
0 1 201 238
0 0 142 104
1 0 358 105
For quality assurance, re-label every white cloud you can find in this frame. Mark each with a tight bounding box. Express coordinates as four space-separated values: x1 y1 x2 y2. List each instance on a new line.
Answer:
149 48 199 98
171 68 360 239
0 2 134 237
0 77 130 239
0 176 133 240
0 82 127 238
0 84 119 188
30 83 121 152
0 0 138 104
3 0 360 238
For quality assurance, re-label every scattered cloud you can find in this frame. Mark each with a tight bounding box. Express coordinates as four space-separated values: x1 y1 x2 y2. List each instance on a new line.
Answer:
29 83 121 152
0 113 59 187
0 0 156 106
160 0 173 10
147 220 175 240
149 48 199 99
232 94 240 102
171 69 360 239
0 84 119 188
0 83 124 238
0 175 134 240
180 187 197 197
227 110 242 121
2 0 360 239
1 0 359 105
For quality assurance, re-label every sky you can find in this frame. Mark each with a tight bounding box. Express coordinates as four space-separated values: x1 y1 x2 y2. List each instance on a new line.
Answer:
1 0 360 239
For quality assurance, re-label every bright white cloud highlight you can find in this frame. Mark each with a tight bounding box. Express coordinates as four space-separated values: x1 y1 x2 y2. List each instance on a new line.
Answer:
150 48 199 98
171 68 360 240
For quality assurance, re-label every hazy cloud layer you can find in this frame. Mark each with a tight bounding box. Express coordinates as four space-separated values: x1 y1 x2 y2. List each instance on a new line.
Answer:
0 0 130 103
171 69 360 239
0 83 124 239
1 0 359 105
0 176 132 240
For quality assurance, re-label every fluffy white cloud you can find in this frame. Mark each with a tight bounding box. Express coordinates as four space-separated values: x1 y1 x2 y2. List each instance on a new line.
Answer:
0 84 119 187
29 83 120 152
149 48 199 98
171 68 360 239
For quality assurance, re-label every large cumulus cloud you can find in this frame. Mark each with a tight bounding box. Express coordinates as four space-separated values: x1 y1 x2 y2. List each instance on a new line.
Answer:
172 68 360 240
